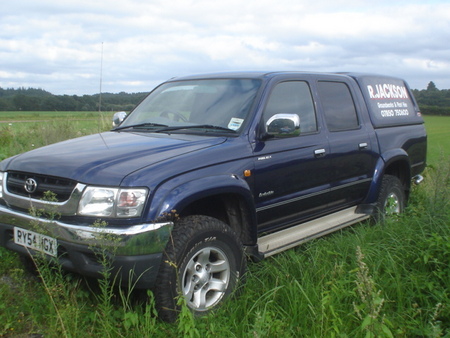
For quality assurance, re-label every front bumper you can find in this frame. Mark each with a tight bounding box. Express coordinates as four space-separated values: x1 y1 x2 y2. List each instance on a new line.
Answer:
0 204 173 288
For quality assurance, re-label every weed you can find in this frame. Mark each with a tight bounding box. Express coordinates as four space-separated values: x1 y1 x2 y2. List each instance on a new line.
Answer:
25 191 80 337
176 293 200 338
87 219 122 337
320 263 346 337
10 191 160 337
353 246 393 337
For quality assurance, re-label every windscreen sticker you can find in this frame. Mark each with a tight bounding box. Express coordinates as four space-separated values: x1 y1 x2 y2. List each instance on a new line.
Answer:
228 117 244 130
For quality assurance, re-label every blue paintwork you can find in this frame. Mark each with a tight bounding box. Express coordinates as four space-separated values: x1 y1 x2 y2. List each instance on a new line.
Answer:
0 71 427 239
2 131 227 186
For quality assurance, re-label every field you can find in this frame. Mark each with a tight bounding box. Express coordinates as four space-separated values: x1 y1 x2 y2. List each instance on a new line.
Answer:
423 115 450 166
0 111 114 161
0 112 448 164
0 111 103 120
0 112 448 337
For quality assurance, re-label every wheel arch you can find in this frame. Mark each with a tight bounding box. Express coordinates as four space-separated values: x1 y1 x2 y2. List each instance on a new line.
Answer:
384 158 411 194
151 174 257 246
365 149 412 205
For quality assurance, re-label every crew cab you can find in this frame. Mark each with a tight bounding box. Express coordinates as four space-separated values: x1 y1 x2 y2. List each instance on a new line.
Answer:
0 71 426 321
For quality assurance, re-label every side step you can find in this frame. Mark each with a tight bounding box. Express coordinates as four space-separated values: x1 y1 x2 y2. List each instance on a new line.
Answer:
258 207 370 257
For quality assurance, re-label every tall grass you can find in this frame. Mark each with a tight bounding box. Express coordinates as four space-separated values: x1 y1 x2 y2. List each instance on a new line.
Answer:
203 160 449 337
0 115 448 336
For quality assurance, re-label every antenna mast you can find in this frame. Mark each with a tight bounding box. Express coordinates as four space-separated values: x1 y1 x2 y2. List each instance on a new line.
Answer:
98 42 103 113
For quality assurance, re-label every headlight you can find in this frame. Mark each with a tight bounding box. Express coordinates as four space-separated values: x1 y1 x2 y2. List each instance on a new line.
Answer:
117 189 148 217
78 186 148 218
0 171 4 199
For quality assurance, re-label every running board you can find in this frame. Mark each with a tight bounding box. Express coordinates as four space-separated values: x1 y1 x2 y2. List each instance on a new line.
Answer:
258 207 370 257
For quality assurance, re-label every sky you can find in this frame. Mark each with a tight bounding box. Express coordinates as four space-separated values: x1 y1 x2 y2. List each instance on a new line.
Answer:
1 0 449 95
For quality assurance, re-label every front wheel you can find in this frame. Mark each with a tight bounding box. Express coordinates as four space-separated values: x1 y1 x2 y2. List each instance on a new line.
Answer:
374 175 406 222
154 215 246 322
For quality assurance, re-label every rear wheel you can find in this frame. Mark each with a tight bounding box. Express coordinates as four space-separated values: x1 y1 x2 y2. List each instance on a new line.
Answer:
374 175 406 221
154 215 246 322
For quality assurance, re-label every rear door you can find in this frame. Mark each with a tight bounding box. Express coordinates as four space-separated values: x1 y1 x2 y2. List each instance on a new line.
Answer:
314 76 376 209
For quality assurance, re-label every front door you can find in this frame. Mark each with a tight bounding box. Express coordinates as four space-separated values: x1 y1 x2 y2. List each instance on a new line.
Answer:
252 80 331 232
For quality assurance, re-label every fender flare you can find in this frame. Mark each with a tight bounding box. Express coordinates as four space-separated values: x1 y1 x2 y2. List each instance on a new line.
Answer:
148 173 257 237
364 148 411 204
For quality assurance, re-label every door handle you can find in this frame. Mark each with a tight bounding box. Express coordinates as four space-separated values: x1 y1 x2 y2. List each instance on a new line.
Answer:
359 142 368 149
314 149 326 157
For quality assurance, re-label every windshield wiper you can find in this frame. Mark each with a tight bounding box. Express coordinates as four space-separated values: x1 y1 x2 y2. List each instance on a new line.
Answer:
112 122 169 131
154 125 237 134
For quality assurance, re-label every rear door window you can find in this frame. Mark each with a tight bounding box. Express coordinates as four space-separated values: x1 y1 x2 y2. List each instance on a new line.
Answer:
317 81 359 131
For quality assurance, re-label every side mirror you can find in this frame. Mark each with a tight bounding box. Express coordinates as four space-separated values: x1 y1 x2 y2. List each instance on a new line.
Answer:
112 111 127 127
266 114 300 138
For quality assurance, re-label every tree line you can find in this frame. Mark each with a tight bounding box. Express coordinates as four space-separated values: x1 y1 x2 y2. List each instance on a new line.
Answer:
0 87 148 112
412 81 450 116
0 82 449 116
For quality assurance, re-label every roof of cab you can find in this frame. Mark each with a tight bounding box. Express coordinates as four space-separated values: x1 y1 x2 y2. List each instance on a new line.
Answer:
166 70 333 81
166 70 406 83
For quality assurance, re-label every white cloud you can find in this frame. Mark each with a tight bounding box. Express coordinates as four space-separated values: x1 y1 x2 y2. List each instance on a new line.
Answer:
1 0 449 94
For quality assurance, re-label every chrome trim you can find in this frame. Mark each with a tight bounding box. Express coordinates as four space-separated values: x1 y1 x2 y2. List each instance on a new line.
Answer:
314 148 326 156
412 174 424 185
3 172 86 215
0 204 173 256
113 111 127 127
24 178 38 193
266 113 300 138
0 171 4 199
258 206 370 257
411 161 425 168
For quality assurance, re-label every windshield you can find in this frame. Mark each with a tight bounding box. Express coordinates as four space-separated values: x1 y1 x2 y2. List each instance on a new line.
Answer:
119 78 261 134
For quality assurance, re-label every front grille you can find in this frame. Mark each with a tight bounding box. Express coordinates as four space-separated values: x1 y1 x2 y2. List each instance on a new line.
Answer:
6 171 77 202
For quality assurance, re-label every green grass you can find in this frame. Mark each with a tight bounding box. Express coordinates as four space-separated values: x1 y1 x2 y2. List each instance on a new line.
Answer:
0 113 448 337
0 111 107 121
423 115 450 166
0 112 114 160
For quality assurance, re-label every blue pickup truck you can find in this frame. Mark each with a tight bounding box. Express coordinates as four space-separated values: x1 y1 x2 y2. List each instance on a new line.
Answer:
0 71 426 321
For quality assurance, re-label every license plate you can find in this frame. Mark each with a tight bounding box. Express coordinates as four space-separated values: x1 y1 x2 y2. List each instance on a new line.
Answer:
14 227 58 257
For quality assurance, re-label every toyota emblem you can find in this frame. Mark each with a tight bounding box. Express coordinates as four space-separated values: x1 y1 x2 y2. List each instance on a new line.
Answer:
24 178 38 194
